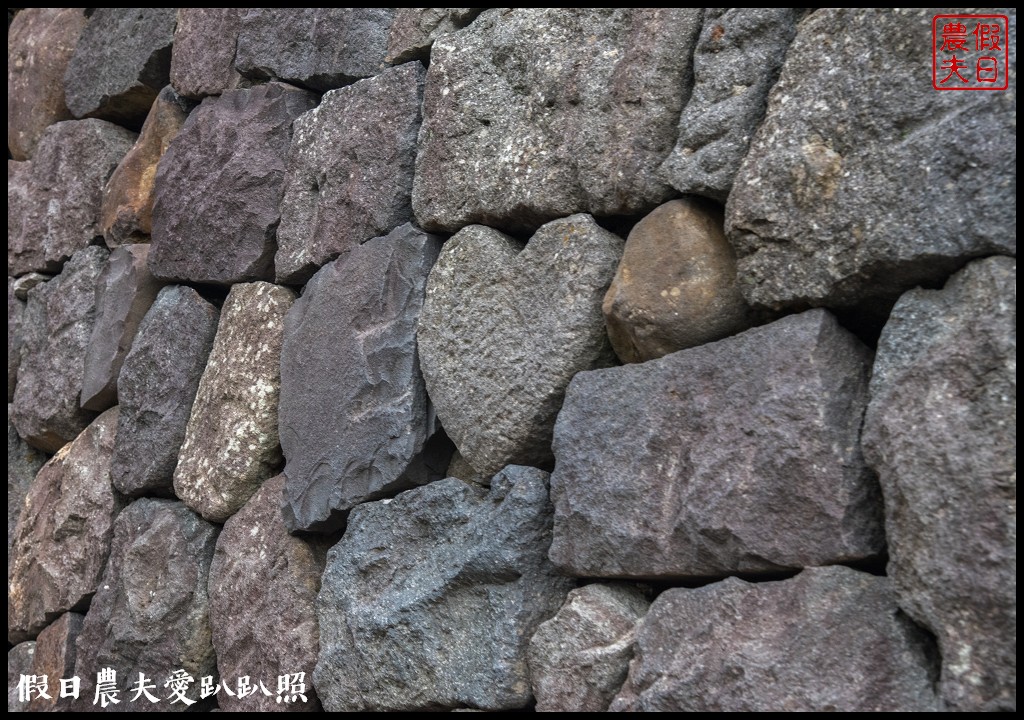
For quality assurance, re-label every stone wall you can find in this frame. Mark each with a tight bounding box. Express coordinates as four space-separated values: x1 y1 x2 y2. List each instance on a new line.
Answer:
7 7 1016 712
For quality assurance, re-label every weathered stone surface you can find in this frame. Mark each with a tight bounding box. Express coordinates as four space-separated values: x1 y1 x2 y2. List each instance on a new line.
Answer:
170 9 244 99
550 309 882 579
8 279 24 402
150 82 316 285
413 8 703 233
315 469 574 711
110 286 219 497
385 8 481 64
445 450 488 487
603 198 752 363
8 408 123 644
27 612 84 713
9 121 135 276
276 63 425 284
8 643 36 712
10 246 108 453
8 407 46 576
862 256 1016 712
100 86 192 247
235 9 395 91
11 273 50 301
63 8 177 127
209 476 326 712
7 160 34 275
726 8 1017 310
80 245 164 412
418 214 622 477
175 283 296 523
280 224 448 533
611 566 939 711
660 9 799 203
73 499 219 709
7 8 86 160
529 583 650 712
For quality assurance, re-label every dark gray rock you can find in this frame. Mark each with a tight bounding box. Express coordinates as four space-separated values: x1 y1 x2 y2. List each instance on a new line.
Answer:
385 8 481 64
8 408 123 644
10 246 108 453
73 499 219 709
726 8 1017 310
603 198 752 363
611 566 938 711
235 9 395 91
529 583 650 712
413 8 704 233
110 286 219 497
7 8 86 161
660 8 799 203
27 612 84 712
862 256 1016 712
7 642 36 713
9 121 135 276
445 450 489 487
99 85 192 247
8 279 24 402
7 407 47 577
63 8 177 126
549 309 882 579
280 224 447 533
276 63 425 284
149 82 316 285
418 214 622 478
11 273 50 301
209 475 326 712
170 9 244 99
315 469 574 711
174 283 296 523
80 245 164 412
7 160 34 275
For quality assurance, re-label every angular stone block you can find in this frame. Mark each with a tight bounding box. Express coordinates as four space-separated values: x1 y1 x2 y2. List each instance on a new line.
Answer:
385 8 481 64
27 612 84 712
8 643 36 713
170 9 244 99
7 407 47 576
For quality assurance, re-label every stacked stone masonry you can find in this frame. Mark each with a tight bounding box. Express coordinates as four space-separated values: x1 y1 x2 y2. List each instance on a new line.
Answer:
7 8 1016 713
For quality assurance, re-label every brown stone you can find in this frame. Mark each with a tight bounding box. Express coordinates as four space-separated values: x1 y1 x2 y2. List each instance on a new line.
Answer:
100 86 191 247
8 408 123 644
27 612 84 712
7 8 87 160
603 198 753 363
8 642 36 712
170 9 244 99
8 279 25 402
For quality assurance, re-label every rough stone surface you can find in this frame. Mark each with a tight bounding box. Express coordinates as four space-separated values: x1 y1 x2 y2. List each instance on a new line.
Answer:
72 499 219 709
110 286 219 497
549 309 882 579
12 273 50 301
445 450 489 487
8 279 25 402
235 9 395 91
8 121 135 276
660 9 799 202
63 8 178 127
8 408 123 644
413 8 704 233
862 256 1016 712
611 566 939 711
7 643 36 713
100 86 192 247
603 198 752 363
726 8 1017 310
7 407 47 576
529 583 650 712
80 245 164 412
170 9 244 99
174 283 296 523
7 160 34 275
149 82 317 285
385 8 481 64
10 246 108 453
27 612 84 712
209 475 326 712
315 469 574 711
7 8 87 160
276 63 425 284
418 214 623 477
280 224 448 533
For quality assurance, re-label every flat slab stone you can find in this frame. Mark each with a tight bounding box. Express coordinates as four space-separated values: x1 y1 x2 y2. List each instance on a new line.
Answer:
280 224 448 533
549 308 883 579
314 469 574 711
862 256 1016 711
